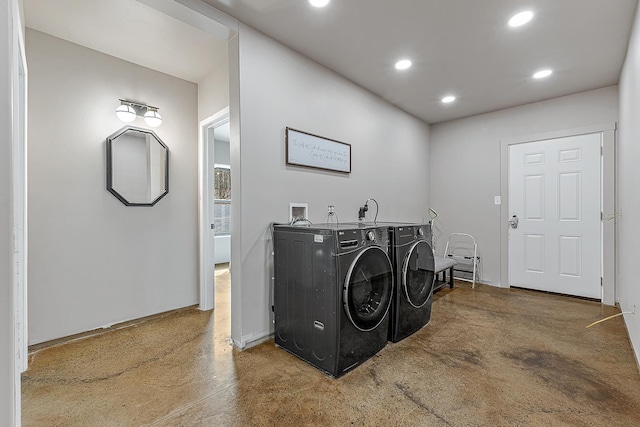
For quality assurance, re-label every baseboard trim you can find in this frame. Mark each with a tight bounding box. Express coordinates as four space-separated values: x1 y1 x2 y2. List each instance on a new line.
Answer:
28 305 199 353
234 331 274 350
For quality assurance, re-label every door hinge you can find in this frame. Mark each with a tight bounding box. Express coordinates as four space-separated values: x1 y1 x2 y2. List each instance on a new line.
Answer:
601 277 603 287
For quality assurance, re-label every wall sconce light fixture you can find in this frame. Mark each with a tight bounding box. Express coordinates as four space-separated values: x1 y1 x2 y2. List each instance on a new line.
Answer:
115 101 136 123
143 107 162 128
116 99 163 128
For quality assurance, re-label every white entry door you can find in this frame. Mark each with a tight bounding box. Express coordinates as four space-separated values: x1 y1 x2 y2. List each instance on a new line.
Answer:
508 133 601 299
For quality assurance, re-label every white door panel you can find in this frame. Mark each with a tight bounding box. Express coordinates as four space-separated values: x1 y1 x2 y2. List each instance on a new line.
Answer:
524 174 544 220
559 172 581 220
509 133 601 299
559 235 581 277
524 234 544 273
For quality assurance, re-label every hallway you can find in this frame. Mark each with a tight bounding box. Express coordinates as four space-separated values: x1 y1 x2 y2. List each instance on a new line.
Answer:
22 272 640 426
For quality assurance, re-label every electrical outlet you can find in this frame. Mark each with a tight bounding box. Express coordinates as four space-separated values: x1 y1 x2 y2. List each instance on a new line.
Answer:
328 205 335 215
494 196 501 205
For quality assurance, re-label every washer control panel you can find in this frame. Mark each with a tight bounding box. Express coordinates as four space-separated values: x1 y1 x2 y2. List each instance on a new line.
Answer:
337 227 389 252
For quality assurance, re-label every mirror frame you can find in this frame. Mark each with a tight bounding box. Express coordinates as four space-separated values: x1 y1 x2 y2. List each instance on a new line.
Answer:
106 126 169 207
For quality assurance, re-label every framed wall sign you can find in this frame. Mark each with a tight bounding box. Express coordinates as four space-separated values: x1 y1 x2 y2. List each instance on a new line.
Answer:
286 127 351 173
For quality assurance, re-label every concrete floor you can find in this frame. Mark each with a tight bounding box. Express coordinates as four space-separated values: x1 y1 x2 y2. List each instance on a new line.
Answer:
22 270 640 426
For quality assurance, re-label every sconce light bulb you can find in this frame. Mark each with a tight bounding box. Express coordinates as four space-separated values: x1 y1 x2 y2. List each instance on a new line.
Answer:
144 109 162 128
115 103 136 123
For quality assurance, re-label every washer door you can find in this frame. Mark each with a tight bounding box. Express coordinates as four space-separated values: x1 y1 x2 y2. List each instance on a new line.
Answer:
402 240 435 308
343 246 394 332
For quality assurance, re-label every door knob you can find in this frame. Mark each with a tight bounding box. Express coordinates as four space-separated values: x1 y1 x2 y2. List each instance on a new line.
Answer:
508 215 519 229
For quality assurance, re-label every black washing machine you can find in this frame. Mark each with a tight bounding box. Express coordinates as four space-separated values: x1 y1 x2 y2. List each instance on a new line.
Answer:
356 222 435 342
273 223 393 377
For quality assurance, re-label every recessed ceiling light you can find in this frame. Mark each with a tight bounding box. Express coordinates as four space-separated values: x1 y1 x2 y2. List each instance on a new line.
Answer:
508 11 534 27
533 69 553 79
395 59 412 70
441 95 456 104
309 0 330 7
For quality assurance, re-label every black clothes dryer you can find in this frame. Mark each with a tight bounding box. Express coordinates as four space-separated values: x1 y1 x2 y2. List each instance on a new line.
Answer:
365 222 435 342
273 223 393 377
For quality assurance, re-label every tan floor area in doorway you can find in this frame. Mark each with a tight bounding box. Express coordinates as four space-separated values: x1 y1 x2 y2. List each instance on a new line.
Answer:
22 272 640 426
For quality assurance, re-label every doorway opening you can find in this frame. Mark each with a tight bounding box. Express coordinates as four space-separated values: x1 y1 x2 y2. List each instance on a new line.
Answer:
22 0 236 344
19 0 240 423
199 109 230 312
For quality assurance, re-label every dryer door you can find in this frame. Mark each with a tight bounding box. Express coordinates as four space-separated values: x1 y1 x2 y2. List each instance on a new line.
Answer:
402 241 435 308
343 246 393 332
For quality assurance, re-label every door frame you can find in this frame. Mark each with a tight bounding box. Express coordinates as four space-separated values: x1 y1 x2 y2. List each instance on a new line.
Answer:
8 0 27 424
12 0 27 373
198 107 229 311
499 123 616 305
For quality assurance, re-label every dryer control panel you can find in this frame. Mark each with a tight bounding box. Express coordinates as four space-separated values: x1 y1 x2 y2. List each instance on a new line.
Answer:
337 227 389 253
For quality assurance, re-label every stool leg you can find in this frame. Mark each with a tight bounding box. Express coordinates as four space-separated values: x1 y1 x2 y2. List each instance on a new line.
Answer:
448 267 454 288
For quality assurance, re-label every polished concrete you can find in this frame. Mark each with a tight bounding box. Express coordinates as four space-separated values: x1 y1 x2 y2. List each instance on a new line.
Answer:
23 271 640 426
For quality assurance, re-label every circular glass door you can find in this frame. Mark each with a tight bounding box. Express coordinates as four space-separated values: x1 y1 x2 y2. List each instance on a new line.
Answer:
343 246 393 332
402 240 435 308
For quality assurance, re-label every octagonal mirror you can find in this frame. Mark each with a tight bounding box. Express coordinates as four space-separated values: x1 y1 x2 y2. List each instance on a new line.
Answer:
106 126 169 206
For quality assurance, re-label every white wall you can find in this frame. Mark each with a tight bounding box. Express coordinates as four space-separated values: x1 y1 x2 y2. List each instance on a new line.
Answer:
230 25 431 347
26 29 199 344
214 138 230 165
1 0 17 423
430 86 618 286
198 46 229 122
618 4 640 367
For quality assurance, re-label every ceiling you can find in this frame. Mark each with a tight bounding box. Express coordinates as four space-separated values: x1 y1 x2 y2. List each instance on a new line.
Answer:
24 0 230 84
204 0 637 123
24 0 638 124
